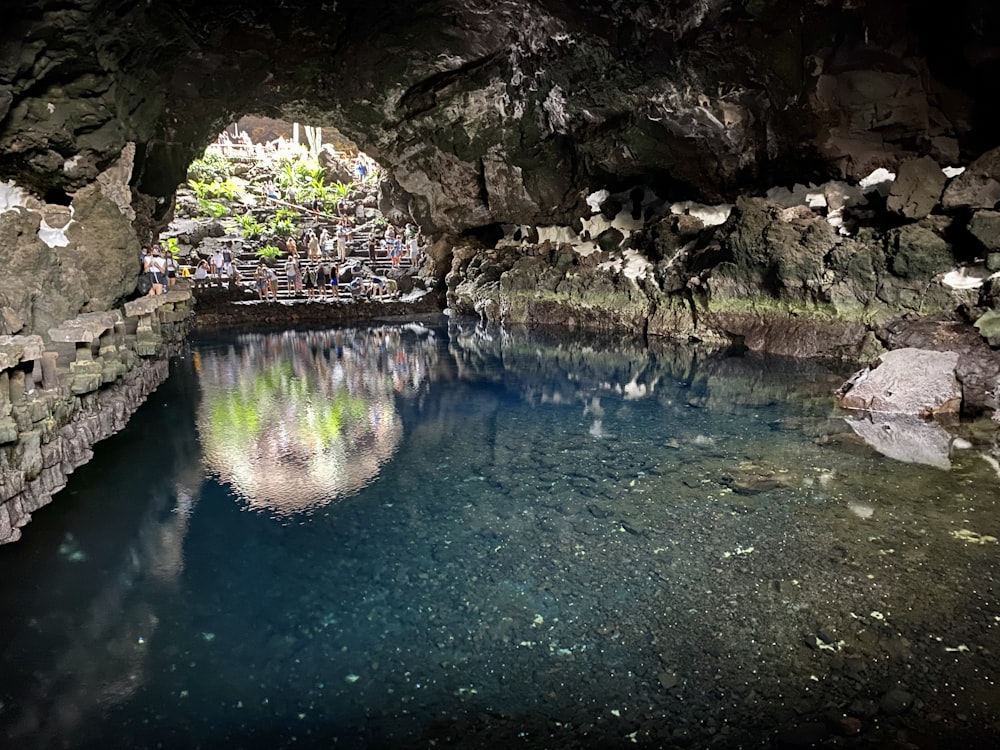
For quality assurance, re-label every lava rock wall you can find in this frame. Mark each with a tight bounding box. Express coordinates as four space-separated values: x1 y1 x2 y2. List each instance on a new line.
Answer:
1 0 999 345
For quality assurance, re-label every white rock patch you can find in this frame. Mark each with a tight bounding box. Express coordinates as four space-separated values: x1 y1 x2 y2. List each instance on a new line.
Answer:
597 248 652 281
537 225 579 246
0 180 27 212
38 208 75 248
941 267 991 290
585 189 609 214
669 200 732 226
859 167 896 196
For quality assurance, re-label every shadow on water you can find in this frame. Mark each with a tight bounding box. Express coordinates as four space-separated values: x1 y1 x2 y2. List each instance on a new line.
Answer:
1 320 999 749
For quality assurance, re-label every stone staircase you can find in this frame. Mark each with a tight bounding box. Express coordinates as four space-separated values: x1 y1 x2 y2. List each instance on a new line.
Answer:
227 224 414 301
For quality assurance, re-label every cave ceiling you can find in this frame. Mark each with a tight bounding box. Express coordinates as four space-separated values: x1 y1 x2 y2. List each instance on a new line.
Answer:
1 0 999 234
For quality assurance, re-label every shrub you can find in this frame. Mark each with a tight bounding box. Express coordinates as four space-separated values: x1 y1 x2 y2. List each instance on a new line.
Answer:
237 212 266 239
190 179 244 202
197 198 230 219
188 152 233 183
267 216 295 237
255 244 285 260
331 180 355 200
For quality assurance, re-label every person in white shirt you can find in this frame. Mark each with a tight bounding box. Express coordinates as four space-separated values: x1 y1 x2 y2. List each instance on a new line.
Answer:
144 246 168 296
210 249 226 285
193 259 211 280
336 224 350 262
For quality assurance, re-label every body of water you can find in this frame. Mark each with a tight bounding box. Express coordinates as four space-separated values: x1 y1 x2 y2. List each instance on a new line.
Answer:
1 321 998 749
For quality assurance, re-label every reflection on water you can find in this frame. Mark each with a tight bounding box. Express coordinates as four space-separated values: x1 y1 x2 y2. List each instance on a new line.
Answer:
1 321 999 750
197 326 438 515
845 412 956 469
0 359 204 748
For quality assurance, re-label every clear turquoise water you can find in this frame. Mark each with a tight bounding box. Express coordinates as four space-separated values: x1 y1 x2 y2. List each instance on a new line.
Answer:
1 322 998 749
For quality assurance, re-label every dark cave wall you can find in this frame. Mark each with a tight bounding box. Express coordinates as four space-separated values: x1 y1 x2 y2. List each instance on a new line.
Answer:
0 0 999 336
5 0 1000 209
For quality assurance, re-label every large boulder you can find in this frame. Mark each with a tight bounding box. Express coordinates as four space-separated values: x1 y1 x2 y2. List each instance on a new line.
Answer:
0 208 68 337
838 348 962 415
968 210 1000 251
317 146 354 186
941 147 1000 210
887 156 947 219
879 314 1000 414
0 171 138 337
710 197 837 303
887 223 954 280
64 183 141 312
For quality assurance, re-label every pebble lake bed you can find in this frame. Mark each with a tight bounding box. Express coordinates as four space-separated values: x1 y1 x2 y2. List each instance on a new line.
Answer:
0 322 998 750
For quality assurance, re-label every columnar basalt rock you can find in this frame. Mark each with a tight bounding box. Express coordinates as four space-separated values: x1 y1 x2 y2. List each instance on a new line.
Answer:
0 289 193 543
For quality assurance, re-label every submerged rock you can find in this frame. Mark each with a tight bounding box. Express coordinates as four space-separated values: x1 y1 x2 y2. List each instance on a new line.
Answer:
844 413 954 470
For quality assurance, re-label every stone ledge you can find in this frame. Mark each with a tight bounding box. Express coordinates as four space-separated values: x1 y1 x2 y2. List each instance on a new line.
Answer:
0 335 45 370
48 311 123 343
124 288 193 318
1 294 193 544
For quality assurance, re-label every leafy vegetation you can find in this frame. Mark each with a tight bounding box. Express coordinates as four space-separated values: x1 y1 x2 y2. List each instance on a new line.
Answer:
264 208 297 238
331 180 355 200
237 212 266 240
190 178 244 202
197 197 230 218
255 244 285 260
187 152 233 183
162 237 180 256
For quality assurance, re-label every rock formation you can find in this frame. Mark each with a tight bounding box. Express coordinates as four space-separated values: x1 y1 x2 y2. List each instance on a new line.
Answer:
1 0 1000 407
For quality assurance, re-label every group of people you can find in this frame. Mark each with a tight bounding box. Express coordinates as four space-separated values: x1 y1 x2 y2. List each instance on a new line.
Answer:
254 263 281 301
283 255 340 300
385 223 419 267
286 222 356 264
142 203 421 300
251 256 394 303
189 246 240 286
140 244 180 296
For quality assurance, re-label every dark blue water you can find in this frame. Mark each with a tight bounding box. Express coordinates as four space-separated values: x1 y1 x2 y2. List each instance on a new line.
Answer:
1 322 998 749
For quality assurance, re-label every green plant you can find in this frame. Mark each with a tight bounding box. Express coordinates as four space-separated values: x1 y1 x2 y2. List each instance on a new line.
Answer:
278 160 308 190
187 152 233 182
237 212 266 240
197 197 230 218
209 179 243 202
331 180 355 200
303 174 328 204
189 179 209 200
303 162 325 183
255 244 285 260
266 215 295 238
162 237 180 256
190 178 243 202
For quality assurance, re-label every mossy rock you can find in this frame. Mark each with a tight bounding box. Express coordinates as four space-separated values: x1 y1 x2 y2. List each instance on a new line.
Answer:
889 224 953 280
974 309 1000 345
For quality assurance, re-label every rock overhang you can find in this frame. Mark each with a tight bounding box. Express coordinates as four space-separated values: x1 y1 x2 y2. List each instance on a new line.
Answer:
2 0 998 237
